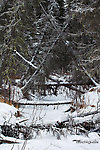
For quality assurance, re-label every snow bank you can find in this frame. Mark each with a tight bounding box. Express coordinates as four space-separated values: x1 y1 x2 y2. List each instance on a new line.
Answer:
0 102 18 125
81 86 100 107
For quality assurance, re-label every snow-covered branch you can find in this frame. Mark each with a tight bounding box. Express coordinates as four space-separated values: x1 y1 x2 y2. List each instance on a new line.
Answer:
82 66 99 86
81 56 100 63
0 4 22 17
14 50 37 69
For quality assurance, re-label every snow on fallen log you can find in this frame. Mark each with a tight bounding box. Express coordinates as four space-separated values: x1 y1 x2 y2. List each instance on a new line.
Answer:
0 139 19 144
77 109 100 118
18 101 72 106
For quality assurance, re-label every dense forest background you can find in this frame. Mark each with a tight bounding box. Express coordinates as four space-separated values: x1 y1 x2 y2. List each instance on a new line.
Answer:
0 1 100 147
0 0 100 97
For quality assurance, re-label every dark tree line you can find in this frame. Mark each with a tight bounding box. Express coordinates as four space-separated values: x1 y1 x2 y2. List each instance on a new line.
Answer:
0 0 100 96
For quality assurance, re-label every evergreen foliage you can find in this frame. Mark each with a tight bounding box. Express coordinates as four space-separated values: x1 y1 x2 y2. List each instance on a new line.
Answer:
0 0 100 94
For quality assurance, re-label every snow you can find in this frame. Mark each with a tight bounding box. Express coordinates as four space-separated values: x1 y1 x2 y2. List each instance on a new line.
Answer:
88 132 100 140
0 86 100 149
71 7 94 13
19 104 69 125
48 74 68 83
11 86 23 102
0 134 100 150
0 102 18 125
82 90 100 107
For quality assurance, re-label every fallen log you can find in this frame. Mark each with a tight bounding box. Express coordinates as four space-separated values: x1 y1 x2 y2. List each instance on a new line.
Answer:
47 77 86 94
77 110 100 118
0 139 19 144
35 82 86 94
63 110 100 124
18 101 72 106
1 114 99 140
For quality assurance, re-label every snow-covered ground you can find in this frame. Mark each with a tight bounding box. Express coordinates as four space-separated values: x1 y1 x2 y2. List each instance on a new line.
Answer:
0 86 100 150
0 103 18 125
0 132 100 150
